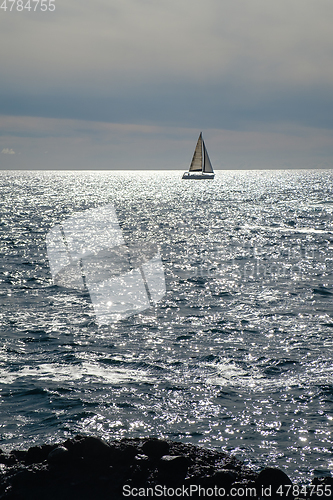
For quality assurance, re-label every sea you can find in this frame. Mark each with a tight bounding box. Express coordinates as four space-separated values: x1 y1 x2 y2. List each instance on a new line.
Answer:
0 169 333 484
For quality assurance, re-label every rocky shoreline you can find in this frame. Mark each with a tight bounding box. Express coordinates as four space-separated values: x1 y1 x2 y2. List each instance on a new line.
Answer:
0 435 331 499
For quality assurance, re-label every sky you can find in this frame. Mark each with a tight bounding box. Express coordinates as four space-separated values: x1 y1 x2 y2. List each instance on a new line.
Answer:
1 0 333 170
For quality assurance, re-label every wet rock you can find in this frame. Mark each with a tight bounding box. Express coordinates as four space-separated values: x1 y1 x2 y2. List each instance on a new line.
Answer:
255 467 293 499
134 453 150 463
142 439 169 459
47 445 69 465
158 455 190 478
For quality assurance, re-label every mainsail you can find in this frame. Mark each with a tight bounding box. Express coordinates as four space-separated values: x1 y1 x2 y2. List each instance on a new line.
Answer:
189 133 203 172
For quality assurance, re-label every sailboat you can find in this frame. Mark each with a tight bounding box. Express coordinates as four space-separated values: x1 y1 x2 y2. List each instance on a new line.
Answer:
182 132 215 179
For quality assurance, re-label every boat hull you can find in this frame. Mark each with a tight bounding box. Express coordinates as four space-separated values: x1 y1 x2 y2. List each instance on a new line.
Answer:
182 172 215 179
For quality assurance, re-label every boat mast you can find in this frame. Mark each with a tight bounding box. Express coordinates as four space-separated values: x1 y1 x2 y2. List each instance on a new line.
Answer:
198 132 204 174
202 136 205 174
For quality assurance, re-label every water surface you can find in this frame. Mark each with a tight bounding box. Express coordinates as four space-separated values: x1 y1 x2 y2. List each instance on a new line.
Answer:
0 170 332 483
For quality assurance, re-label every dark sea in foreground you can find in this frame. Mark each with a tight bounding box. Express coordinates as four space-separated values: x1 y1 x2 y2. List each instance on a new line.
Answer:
0 170 333 484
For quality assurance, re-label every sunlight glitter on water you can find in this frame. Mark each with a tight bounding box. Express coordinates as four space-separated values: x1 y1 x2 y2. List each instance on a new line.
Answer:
0 170 333 483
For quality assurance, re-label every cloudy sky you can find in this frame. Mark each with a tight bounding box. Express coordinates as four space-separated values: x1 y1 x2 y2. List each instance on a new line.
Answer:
1 0 333 169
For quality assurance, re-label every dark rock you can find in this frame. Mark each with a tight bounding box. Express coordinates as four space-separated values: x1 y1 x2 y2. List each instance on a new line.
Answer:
10 465 50 499
0 451 8 465
12 468 36 487
70 436 112 461
255 467 293 499
142 439 169 459
117 444 138 463
311 476 333 499
81 436 111 458
63 434 84 451
25 445 52 465
210 469 237 486
0 436 260 500
4 453 18 466
11 450 26 462
47 445 69 465
158 455 190 478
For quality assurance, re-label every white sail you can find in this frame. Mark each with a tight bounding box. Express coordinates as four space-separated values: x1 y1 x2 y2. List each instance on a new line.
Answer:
203 141 214 173
189 133 203 171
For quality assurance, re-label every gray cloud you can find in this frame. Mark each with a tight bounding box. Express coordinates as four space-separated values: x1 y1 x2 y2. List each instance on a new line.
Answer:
1 82 333 131
0 0 333 168
1 116 332 170
2 0 333 91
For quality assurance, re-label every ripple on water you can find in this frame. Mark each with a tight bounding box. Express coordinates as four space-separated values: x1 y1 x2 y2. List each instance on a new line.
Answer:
0 170 332 483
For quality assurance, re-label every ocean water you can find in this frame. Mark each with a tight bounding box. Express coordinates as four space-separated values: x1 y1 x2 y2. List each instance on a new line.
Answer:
0 170 333 484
